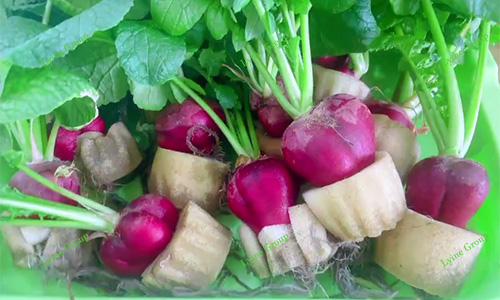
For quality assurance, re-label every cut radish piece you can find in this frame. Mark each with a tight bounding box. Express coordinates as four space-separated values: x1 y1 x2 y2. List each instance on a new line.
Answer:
20 227 51 245
373 114 420 181
313 65 371 103
42 229 93 270
0 226 37 268
375 210 484 297
257 224 306 276
289 204 338 265
142 202 232 290
149 147 229 213
256 127 283 159
238 223 271 279
303 152 406 241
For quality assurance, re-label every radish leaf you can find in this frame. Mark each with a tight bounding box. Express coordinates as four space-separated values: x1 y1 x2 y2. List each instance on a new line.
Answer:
53 96 99 129
389 0 420 16
115 21 186 85
1 0 133 68
0 124 13 155
435 0 500 23
151 0 211 36
311 0 356 14
0 67 98 126
55 41 129 106
129 81 170 111
309 0 380 56
233 0 250 12
205 2 230 40
51 0 102 15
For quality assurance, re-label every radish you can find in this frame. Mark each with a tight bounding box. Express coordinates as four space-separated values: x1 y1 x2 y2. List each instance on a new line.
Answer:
406 156 489 228
54 116 106 161
149 147 229 212
227 156 299 234
313 65 372 104
99 194 178 276
156 98 225 155
282 94 375 187
142 202 231 290
255 78 293 138
255 126 283 158
366 100 420 180
9 160 80 206
313 55 354 76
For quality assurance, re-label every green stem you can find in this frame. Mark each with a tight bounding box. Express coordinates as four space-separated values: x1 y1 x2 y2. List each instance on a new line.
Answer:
31 117 46 160
242 48 262 92
350 53 370 79
171 77 248 156
392 72 414 103
14 163 117 216
235 111 253 155
0 195 115 233
299 12 314 112
280 1 297 38
244 96 260 158
245 45 301 118
18 121 31 161
461 21 491 157
42 0 52 25
421 0 464 156
252 0 302 107
45 119 60 161
399 49 446 152
29 119 44 163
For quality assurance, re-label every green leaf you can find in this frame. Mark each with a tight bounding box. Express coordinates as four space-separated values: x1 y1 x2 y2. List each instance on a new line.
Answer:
311 0 356 14
129 80 170 111
232 26 247 52
0 67 99 124
0 124 13 155
185 21 209 52
233 0 250 12
151 0 211 36
0 17 47 52
309 0 380 56
244 4 265 41
182 78 206 95
221 0 234 8
389 0 420 16
2 0 45 10
115 21 186 85
55 41 129 106
125 0 150 20
199 49 227 76
211 83 240 109
1 0 134 68
435 0 500 23
289 0 311 14
53 96 99 129
205 2 230 40
491 24 500 43
0 60 12 96
51 0 102 15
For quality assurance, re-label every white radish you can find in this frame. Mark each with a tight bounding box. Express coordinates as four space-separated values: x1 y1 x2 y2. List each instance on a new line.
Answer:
238 223 271 279
303 152 406 241
149 148 229 213
375 209 485 297
313 65 371 103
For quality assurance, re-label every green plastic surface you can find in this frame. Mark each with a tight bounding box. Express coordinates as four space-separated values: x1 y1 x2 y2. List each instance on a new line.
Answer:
1 52 499 299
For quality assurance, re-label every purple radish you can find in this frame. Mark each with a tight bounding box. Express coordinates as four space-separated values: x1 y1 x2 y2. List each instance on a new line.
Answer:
282 93 375 186
406 156 489 228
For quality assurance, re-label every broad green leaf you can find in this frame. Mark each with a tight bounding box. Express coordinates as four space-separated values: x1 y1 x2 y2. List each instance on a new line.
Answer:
289 0 310 14
0 60 12 96
0 17 47 52
435 0 500 23
151 0 211 36
199 49 227 76
125 0 150 20
233 0 250 12
388 0 420 15
211 83 240 109
205 2 230 40
491 24 500 43
115 21 186 85
51 0 102 15
221 0 233 8
185 21 209 52
244 4 265 41
2 0 45 10
309 0 380 56
1 0 134 68
0 67 98 125
0 124 13 155
232 26 247 52
129 80 170 111
53 96 99 128
55 41 129 106
311 0 356 14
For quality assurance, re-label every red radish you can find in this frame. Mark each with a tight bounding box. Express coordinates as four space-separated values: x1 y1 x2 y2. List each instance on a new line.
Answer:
406 156 489 228
282 93 375 186
366 100 415 132
255 78 293 138
250 91 263 111
100 194 179 276
9 160 80 206
156 98 225 154
54 116 106 161
313 55 354 76
227 157 299 234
